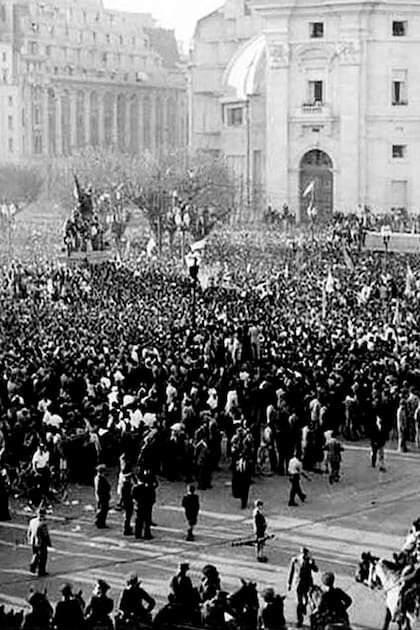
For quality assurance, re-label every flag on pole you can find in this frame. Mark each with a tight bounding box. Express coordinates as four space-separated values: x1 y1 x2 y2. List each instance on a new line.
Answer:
325 268 335 294
284 262 289 280
73 174 82 201
342 245 355 272
303 180 315 198
404 263 415 297
190 237 207 252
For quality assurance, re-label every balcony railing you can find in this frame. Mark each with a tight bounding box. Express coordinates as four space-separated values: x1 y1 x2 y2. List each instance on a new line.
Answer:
302 101 324 113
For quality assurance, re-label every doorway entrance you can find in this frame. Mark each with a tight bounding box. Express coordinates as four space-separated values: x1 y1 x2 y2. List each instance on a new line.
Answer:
299 149 333 221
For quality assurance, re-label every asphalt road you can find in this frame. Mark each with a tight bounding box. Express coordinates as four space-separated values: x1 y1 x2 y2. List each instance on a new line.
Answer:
1 444 419 630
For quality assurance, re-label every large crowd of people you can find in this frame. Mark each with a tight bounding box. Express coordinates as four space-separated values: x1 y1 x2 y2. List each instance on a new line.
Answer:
2 210 420 627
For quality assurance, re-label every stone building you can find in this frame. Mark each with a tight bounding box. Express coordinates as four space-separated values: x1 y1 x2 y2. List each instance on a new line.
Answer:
0 0 187 163
190 0 420 220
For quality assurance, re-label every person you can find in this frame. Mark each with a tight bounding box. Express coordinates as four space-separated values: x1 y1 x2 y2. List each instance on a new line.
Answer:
370 415 387 472
84 579 113 630
117 573 155 625
94 464 111 529
315 572 352 625
27 507 52 577
120 471 134 536
182 483 200 541
31 441 51 503
0 464 11 520
253 499 268 562
132 472 154 540
201 590 229 629
397 398 408 453
52 583 85 630
199 564 221 603
170 562 197 607
232 454 252 509
323 431 344 484
287 547 319 627
288 451 309 506
259 587 286 630
22 587 53 630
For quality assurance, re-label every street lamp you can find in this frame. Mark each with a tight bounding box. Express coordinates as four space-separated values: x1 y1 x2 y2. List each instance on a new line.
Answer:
185 252 199 329
175 203 191 264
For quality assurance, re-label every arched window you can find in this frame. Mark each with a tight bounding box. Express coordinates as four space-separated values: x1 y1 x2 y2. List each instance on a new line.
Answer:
117 93 126 151
47 88 56 155
90 92 99 146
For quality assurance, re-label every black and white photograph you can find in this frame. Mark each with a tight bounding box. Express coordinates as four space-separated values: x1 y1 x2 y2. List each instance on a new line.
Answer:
0 1 419 629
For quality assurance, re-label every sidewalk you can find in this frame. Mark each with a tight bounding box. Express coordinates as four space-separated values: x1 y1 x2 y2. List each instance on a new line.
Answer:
343 437 420 459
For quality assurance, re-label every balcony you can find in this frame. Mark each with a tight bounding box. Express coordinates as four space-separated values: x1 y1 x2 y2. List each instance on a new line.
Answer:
302 101 324 113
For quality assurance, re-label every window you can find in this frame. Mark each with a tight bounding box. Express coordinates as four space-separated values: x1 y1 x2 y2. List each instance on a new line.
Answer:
8 138 13 153
8 115 12 130
2 52 6 62
46 45 51 56
92 31 96 42
119 35 123 45
392 144 406 158
33 133 42 154
8 95 12 107
106 34 110 44
392 70 408 105
226 106 243 126
308 80 324 104
102 52 107 64
393 20 407 36
391 180 407 210
310 22 324 38
30 41 38 55
34 106 41 125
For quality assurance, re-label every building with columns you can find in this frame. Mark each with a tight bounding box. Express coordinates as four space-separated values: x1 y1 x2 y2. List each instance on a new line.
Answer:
0 0 187 163
190 0 420 220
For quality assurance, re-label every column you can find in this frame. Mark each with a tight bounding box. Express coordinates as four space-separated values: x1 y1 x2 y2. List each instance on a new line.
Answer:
56 89 62 156
265 36 290 216
98 92 104 146
43 88 49 156
149 91 156 155
84 90 90 149
125 94 130 151
112 95 118 147
70 91 77 153
138 92 143 152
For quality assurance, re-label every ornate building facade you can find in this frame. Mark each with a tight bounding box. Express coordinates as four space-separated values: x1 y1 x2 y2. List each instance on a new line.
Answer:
190 0 420 220
0 0 187 162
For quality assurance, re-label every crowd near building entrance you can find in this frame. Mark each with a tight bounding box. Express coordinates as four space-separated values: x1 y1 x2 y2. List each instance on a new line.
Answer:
299 150 334 220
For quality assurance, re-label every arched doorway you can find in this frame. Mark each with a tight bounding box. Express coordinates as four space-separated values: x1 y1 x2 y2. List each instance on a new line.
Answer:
299 149 333 221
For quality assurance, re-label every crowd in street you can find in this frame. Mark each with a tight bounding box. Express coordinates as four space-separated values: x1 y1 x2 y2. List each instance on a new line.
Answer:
1 223 420 510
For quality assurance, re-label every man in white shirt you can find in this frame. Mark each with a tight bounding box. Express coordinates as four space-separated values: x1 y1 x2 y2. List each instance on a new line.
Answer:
32 442 51 502
288 453 309 507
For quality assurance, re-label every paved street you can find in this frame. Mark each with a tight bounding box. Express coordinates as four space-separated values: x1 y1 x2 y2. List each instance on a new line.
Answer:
0 445 419 629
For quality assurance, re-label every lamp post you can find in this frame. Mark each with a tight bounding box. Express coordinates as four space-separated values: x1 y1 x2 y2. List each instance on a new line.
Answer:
176 203 191 265
186 252 199 329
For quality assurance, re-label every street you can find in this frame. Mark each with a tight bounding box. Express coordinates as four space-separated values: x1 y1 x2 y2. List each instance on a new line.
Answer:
0 444 418 629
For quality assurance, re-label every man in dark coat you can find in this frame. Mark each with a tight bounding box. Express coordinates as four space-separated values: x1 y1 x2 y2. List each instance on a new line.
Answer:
232 455 252 509
52 583 85 630
182 483 200 541
118 573 155 624
120 471 134 536
94 464 111 529
132 470 155 540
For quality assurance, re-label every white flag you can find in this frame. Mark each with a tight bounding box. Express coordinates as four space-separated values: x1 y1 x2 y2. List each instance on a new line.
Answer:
146 235 156 258
190 237 207 252
303 180 315 198
325 269 335 294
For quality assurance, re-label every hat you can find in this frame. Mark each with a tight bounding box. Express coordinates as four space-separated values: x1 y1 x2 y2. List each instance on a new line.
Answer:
97 579 110 592
127 572 139 585
96 464 106 472
180 562 189 570
322 572 335 587
254 499 263 507
61 583 73 595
